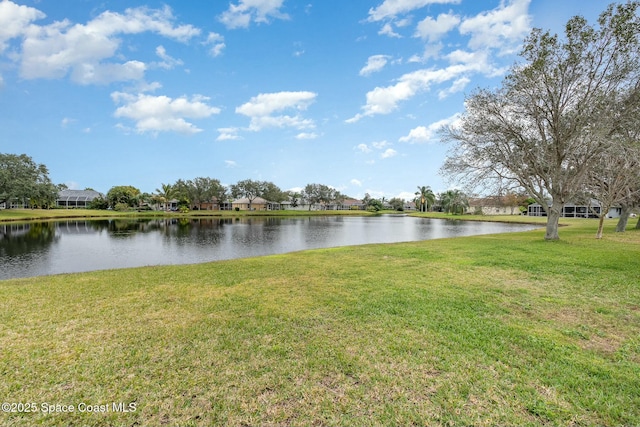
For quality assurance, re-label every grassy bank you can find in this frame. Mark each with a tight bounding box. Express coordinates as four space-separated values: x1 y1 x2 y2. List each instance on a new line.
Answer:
0 219 638 426
0 208 375 223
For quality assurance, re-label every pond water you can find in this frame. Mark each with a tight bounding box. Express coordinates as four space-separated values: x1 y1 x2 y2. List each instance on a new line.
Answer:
0 215 539 280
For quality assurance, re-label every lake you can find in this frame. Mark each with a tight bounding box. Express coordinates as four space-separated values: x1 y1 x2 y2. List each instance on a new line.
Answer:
0 215 539 280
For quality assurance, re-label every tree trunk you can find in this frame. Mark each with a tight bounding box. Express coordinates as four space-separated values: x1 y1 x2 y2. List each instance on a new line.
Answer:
616 204 631 232
545 205 561 240
596 215 605 239
636 215 640 229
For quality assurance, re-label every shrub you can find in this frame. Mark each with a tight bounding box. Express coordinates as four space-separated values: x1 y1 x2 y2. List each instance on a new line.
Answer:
114 202 130 212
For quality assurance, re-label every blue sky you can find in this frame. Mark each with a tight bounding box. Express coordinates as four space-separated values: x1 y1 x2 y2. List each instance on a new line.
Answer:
0 0 609 200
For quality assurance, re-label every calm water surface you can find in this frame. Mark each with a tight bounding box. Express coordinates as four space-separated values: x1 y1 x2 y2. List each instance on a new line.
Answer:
0 216 538 279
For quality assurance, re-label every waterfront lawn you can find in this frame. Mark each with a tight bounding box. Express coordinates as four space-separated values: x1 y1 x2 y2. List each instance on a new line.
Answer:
0 220 638 426
0 208 374 223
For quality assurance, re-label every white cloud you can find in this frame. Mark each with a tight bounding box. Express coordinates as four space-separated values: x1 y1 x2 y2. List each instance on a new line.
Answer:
378 23 402 38
438 76 470 99
356 143 372 153
359 55 391 76
348 58 495 122
399 113 460 143
225 160 238 168
368 0 461 22
399 126 432 143
348 66 460 121
154 45 183 69
414 12 460 41
372 140 389 149
408 43 444 63
218 0 289 29
112 92 220 134
217 127 242 141
19 5 199 84
204 32 225 57
459 0 531 55
0 1 44 53
65 181 80 190
357 139 398 159
351 179 363 187
135 80 163 93
396 191 416 201
236 91 317 131
295 132 319 140
380 148 397 159
61 117 76 127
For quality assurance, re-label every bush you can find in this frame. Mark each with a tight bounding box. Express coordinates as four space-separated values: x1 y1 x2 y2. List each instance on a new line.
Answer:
114 202 130 212
88 196 109 210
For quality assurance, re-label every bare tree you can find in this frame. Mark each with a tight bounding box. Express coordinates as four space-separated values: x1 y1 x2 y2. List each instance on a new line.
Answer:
441 1 640 240
583 142 640 238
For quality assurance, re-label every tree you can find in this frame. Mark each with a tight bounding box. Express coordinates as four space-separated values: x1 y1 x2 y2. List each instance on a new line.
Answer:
106 185 141 209
362 193 373 208
389 197 405 211
616 192 640 232
261 182 287 206
155 183 176 211
303 183 327 210
415 186 436 212
583 140 640 238
332 189 346 207
303 183 342 210
189 177 227 210
88 196 108 210
441 1 640 240
288 191 302 208
367 198 383 211
0 153 57 208
230 179 265 210
440 189 469 215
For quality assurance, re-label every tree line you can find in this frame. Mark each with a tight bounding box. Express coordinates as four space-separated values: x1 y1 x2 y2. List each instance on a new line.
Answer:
99 180 350 212
0 155 479 215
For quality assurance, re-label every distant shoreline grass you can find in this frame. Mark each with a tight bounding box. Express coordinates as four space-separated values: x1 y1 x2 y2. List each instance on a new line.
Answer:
0 207 554 226
0 208 378 224
1 217 638 426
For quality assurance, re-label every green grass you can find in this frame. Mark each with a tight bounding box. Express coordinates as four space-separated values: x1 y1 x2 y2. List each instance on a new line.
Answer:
0 208 374 223
0 218 638 426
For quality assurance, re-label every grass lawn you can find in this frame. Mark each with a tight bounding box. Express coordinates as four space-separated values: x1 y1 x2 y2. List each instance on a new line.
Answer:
0 217 638 426
0 208 375 224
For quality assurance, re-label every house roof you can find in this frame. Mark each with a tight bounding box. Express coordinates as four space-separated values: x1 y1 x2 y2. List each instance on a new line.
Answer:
232 197 270 204
57 189 103 202
341 198 365 206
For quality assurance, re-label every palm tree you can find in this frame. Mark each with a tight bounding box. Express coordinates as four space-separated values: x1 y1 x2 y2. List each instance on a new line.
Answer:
415 186 435 212
440 189 469 215
155 183 176 211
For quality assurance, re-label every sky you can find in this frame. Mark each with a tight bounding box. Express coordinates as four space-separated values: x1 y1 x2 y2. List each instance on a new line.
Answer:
0 0 611 201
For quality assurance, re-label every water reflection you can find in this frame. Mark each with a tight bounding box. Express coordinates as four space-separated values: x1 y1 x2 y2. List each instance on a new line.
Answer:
0 216 538 280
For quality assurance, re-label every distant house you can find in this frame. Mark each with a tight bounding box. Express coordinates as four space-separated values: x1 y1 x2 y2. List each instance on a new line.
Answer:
338 198 366 210
56 189 104 209
527 200 622 218
0 200 28 209
190 198 232 211
468 196 521 215
280 198 311 211
231 197 281 211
